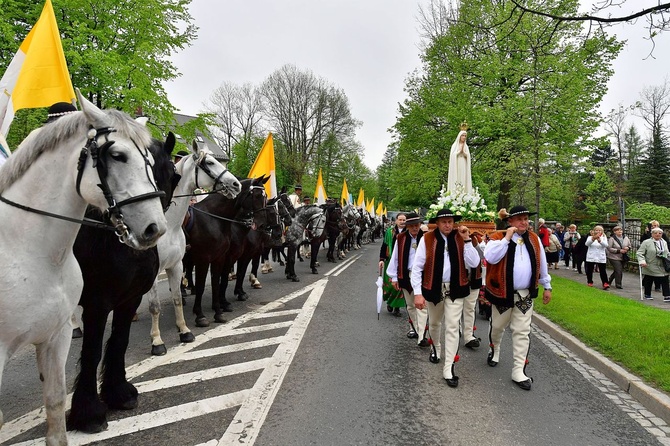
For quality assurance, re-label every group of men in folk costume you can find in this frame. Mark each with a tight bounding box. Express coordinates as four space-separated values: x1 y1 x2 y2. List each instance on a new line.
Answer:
383 206 552 391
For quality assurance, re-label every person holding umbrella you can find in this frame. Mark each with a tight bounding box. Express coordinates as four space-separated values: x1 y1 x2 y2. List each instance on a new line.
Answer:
386 213 428 345
484 206 552 391
411 208 481 388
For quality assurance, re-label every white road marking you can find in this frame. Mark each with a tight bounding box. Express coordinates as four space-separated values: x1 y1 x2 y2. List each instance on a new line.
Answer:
134 358 271 393
0 274 340 445
217 278 328 445
12 390 250 446
324 254 361 276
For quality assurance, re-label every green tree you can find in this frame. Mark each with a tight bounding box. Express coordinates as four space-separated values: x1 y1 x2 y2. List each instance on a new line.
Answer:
391 0 621 221
2 0 197 144
583 168 617 221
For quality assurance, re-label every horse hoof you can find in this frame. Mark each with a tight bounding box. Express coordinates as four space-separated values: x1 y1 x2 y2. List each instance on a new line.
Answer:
195 316 210 328
179 331 196 343
222 303 234 313
279 261 285 266
182 297 187 306
252 283 262 289
236 292 249 301
151 344 167 356
72 327 83 339
315 261 320 266
292 275 301 282
311 268 318 274
214 313 228 323
67 417 108 434
298 258 304 262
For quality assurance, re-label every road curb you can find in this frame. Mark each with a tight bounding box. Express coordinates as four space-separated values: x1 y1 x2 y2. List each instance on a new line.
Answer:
533 313 670 423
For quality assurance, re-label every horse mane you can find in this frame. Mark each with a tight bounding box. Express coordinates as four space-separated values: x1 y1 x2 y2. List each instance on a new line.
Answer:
0 109 152 194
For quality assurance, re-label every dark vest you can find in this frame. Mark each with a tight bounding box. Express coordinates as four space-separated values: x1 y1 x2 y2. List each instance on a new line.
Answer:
397 229 424 291
420 230 470 304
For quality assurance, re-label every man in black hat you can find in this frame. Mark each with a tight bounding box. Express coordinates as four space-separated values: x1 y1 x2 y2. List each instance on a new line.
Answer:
386 212 428 344
46 102 77 124
288 184 303 209
173 150 190 164
483 206 552 391
411 208 481 388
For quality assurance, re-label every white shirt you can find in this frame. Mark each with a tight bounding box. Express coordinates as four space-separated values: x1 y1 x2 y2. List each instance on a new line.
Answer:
410 231 481 296
288 193 303 209
386 233 420 282
585 235 608 263
484 232 552 290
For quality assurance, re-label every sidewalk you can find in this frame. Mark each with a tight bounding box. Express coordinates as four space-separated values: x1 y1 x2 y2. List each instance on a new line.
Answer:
532 261 670 427
549 262 670 309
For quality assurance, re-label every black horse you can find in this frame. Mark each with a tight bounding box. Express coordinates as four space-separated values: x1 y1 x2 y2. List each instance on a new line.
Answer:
233 192 293 300
186 176 269 327
67 134 178 433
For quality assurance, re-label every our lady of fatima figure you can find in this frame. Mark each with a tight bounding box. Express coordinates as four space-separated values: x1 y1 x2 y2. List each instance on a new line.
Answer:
447 122 472 194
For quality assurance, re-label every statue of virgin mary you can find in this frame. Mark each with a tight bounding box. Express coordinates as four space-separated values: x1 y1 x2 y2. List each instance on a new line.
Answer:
447 124 472 194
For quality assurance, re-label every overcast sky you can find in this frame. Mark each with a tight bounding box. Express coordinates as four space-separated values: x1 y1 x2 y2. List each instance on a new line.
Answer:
164 1 669 170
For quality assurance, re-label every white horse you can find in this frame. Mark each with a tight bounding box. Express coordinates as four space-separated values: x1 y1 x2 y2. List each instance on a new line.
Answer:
0 90 167 446
145 140 242 355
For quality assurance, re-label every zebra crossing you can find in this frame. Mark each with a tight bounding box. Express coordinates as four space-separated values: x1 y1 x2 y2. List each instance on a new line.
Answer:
2 254 362 446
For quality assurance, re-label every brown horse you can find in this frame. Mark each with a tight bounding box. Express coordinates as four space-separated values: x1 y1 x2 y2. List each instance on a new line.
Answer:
185 176 270 327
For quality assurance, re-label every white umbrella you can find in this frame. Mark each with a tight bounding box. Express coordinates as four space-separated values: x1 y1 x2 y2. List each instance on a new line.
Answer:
639 264 644 301
376 264 384 319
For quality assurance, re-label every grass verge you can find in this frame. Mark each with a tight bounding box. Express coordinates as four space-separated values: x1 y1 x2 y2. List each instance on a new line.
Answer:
534 276 670 393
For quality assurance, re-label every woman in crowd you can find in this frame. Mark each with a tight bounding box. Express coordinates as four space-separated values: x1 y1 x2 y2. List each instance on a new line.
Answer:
637 228 670 302
607 226 631 290
637 227 670 302
585 225 609 289
563 224 581 269
545 228 562 270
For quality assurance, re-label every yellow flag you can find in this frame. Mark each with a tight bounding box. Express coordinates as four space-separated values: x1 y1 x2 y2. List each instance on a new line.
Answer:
367 198 375 216
340 179 349 206
0 0 76 136
357 188 365 207
376 201 383 216
383 206 387 217
248 133 277 197
314 168 328 205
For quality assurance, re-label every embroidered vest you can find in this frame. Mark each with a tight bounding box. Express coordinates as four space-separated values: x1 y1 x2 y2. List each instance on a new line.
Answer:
485 231 542 307
420 229 470 303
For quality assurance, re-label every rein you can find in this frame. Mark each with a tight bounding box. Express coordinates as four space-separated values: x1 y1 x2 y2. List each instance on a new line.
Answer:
0 194 117 231
189 205 254 228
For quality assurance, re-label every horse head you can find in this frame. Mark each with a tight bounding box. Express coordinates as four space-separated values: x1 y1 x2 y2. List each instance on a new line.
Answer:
73 91 168 248
277 186 296 218
187 140 241 198
233 175 269 230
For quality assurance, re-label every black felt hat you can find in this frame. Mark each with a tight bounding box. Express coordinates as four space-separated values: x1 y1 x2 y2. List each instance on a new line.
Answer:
404 212 422 225
46 102 77 123
295 184 302 190
428 208 462 224
503 205 537 220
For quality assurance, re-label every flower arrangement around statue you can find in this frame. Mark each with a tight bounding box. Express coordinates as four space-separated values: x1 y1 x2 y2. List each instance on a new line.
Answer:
426 184 495 222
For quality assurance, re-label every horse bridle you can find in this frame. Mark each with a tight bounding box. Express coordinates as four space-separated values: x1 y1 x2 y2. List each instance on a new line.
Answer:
189 184 266 229
74 126 165 242
193 152 231 193
305 212 326 239
0 126 165 242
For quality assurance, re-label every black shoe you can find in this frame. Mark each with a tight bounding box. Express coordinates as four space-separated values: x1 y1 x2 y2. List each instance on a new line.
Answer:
444 376 459 388
393 308 401 317
514 379 532 390
616 286 623 289
429 351 440 364
407 330 418 339
487 352 498 367
464 338 480 349
418 339 429 347
387 305 393 313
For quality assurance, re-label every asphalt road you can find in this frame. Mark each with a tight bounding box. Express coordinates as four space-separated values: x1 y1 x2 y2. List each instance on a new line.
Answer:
0 241 662 445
